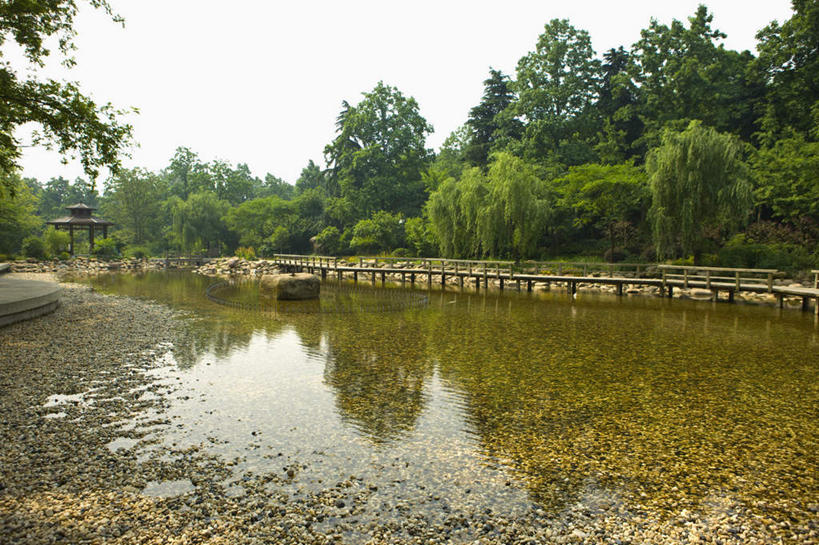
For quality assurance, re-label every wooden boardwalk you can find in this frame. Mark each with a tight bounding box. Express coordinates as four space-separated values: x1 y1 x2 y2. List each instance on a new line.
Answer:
270 254 819 314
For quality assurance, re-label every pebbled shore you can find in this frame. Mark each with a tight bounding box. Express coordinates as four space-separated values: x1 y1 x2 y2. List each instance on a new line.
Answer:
1 277 815 544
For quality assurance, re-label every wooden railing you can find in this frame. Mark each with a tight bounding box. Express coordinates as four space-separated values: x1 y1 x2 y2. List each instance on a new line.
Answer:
812 270 818 289
518 260 654 278
657 265 778 293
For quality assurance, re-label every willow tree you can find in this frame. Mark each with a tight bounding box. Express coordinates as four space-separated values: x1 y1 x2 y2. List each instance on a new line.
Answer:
647 121 751 262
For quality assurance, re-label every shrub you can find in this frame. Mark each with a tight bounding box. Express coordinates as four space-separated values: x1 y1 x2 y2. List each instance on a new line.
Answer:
58 252 70 261
92 238 118 259
43 227 70 258
124 245 150 259
22 236 46 259
312 226 341 256
391 247 411 257
235 246 256 260
603 247 626 263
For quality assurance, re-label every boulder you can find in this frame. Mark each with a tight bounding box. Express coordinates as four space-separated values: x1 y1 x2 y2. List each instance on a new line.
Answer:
260 273 320 300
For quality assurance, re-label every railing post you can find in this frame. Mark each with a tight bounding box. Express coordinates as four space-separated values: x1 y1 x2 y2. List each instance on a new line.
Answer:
683 269 689 288
706 270 711 289
735 271 741 291
767 273 773 293
662 268 667 292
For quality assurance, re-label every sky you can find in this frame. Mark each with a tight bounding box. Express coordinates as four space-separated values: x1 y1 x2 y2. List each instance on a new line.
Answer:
13 0 795 188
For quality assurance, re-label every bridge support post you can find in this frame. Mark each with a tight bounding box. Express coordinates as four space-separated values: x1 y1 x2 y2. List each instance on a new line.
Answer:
728 290 734 303
353 271 358 284
371 271 376 286
410 273 415 287
668 286 674 298
802 296 809 311
499 277 504 291
617 283 623 296
527 281 533 292
381 271 386 286
516 279 521 291
778 293 784 308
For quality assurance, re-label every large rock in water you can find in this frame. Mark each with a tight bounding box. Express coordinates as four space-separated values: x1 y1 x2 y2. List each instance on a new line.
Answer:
260 273 320 300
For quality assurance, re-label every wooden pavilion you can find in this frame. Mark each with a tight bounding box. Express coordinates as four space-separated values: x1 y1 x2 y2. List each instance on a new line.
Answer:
47 203 114 255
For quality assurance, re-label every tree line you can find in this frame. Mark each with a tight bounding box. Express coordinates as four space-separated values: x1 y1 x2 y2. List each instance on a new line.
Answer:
2 2 817 271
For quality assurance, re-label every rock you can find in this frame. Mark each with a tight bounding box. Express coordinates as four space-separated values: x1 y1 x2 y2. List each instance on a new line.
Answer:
226 257 240 268
260 273 320 300
689 288 714 300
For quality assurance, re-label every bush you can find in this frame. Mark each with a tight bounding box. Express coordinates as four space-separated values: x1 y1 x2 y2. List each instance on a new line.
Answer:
124 245 150 259
22 236 46 259
58 252 70 261
603 247 626 263
391 247 411 257
43 227 70 258
235 246 256 260
718 242 815 273
92 238 119 260
312 226 341 255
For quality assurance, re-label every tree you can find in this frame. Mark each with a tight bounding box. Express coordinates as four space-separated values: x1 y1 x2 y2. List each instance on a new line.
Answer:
102 168 166 244
324 82 433 220
513 19 601 166
464 69 521 167
594 47 644 163
349 211 405 254
0 172 41 254
554 163 649 259
647 121 752 261
750 135 819 227
223 196 293 249
0 0 133 194
752 0 819 142
169 192 232 254
632 6 761 143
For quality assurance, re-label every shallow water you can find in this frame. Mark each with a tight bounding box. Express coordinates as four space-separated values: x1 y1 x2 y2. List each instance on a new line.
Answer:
84 271 818 528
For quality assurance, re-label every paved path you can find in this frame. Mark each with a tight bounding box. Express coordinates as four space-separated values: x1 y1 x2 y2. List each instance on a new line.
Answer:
0 275 61 327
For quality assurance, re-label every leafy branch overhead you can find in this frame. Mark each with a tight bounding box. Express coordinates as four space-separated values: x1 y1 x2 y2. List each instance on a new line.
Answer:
0 0 133 193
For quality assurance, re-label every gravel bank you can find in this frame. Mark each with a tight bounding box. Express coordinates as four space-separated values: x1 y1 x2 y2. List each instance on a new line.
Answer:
1 279 814 544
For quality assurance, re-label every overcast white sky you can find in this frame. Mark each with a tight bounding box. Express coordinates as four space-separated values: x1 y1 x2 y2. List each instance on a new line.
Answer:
14 0 794 188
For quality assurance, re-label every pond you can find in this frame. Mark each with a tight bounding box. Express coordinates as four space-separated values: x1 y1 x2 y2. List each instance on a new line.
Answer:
82 271 818 539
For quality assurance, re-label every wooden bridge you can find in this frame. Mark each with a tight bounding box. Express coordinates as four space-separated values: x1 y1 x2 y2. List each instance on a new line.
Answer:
270 255 819 315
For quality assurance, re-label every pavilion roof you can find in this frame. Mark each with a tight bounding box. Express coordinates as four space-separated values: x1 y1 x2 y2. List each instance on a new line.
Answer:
47 215 114 226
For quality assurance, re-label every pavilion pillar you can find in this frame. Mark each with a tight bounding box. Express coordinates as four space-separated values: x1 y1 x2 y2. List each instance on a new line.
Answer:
89 226 95 253
69 225 74 255
103 225 108 239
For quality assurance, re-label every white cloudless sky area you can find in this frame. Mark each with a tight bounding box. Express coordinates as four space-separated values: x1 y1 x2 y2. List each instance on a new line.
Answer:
14 0 794 189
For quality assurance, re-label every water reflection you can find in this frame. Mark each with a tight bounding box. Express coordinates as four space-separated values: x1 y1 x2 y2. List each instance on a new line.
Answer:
312 313 433 443
85 272 818 524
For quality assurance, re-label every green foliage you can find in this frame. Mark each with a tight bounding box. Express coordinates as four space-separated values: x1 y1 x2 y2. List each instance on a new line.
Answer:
464 69 521 167
22 236 45 259
43 226 70 257
169 192 232 254
752 0 819 142
102 168 166 244
404 217 437 257
428 152 554 259
325 82 432 220
312 226 342 255
235 246 256 260
0 0 133 192
647 121 752 261
92 237 118 259
553 162 649 259
0 173 42 254
718 236 816 273
123 245 150 259
350 211 405 254
750 134 819 224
